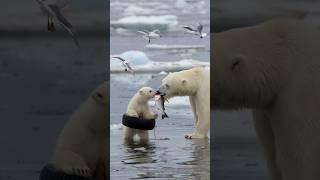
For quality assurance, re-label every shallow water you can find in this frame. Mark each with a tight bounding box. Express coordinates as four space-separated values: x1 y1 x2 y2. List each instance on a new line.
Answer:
110 0 210 179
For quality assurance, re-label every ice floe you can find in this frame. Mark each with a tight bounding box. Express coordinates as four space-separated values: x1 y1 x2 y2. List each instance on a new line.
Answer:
111 123 123 131
110 51 209 73
146 44 206 51
111 15 178 32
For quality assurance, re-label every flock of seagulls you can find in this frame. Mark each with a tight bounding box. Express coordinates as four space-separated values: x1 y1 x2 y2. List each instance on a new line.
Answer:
36 0 80 48
113 23 207 73
36 1 208 70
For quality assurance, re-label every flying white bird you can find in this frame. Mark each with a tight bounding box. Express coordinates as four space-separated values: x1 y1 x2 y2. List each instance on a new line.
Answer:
183 23 207 38
112 56 134 73
35 0 80 47
137 30 161 43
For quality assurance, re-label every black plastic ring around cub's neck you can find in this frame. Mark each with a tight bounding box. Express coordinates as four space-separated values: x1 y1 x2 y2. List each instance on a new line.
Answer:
122 114 156 130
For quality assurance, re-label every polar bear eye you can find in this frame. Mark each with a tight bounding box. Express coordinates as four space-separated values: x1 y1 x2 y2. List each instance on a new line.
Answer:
149 90 152 93
97 93 103 98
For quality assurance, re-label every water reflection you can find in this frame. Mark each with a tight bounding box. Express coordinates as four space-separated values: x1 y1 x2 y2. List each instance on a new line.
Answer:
117 139 210 179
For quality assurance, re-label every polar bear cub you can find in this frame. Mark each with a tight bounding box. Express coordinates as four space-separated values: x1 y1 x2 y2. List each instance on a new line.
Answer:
123 87 158 144
52 82 107 179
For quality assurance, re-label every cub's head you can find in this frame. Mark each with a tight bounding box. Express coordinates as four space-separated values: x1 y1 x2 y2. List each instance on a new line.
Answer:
91 81 107 106
137 87 157 99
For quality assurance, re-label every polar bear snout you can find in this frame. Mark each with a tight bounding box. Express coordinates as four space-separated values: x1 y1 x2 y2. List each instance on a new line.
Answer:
157 84 168 96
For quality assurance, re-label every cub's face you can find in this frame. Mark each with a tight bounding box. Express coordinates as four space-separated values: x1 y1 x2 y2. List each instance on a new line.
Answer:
138 87 157 99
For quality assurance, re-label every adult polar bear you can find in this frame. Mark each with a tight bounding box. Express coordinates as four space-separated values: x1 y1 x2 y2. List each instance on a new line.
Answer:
158 67 210 139
51 82 107 179
213 19 320 180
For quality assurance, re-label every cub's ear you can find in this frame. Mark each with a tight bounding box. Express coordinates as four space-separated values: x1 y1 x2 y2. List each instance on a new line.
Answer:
182 79 187 85
139 90 144 96
231 55 247 72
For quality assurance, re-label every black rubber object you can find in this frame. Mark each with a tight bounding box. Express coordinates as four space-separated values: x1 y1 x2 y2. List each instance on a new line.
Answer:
122 114 156 130
39 164 95 180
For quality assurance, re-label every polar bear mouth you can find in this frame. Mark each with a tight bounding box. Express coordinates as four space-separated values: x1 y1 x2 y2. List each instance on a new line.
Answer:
156 90 166 96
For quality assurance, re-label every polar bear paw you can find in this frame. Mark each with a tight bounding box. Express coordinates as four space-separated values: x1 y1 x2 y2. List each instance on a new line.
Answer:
185 133 207 139
70 167 92 177
57 166 92 177
153 113 158 119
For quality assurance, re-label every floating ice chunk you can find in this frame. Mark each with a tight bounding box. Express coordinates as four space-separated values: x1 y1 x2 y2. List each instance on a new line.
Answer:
111 57 209 73
111 74 153 87
167 97 190 108
124 5 152 16
111 15 178 32
120 51 151 65
146 44 206 50
175 0 188 8
159 71 168 75
110 123 123 130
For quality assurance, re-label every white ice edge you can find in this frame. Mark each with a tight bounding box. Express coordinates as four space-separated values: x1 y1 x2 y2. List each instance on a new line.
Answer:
146 44 206 50
110 15 179 31
110 59 209 73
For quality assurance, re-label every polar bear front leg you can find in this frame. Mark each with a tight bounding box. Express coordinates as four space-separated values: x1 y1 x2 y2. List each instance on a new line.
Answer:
53 151 92 177
253 110 281 180
185 98 209 139
189 96 198 126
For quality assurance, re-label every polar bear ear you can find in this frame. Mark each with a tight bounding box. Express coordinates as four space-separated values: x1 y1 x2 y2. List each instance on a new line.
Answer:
231 55 247 72
181 79 187 85
139 90 144 96
91 91 106 105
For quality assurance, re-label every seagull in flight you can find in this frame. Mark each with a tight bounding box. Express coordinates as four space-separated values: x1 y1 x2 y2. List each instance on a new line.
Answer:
112 56 134 73
183 23 207 38
137 30 161 43
35 0 80 48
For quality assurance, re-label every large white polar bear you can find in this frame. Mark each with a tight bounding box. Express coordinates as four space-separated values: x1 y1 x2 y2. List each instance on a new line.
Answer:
52 82 107 179
158 67 210 139
123 87 158 144
213 19 320 180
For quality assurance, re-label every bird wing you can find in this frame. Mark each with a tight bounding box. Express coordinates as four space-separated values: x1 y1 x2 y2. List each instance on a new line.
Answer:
152 29 160 34
197 23 203 33
112 56 126 62
125 62 134 72
57 19 80 48
137 31 148 35
183 26 196 32
48 4 72 28
141 35 150 41
36 0 55 16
